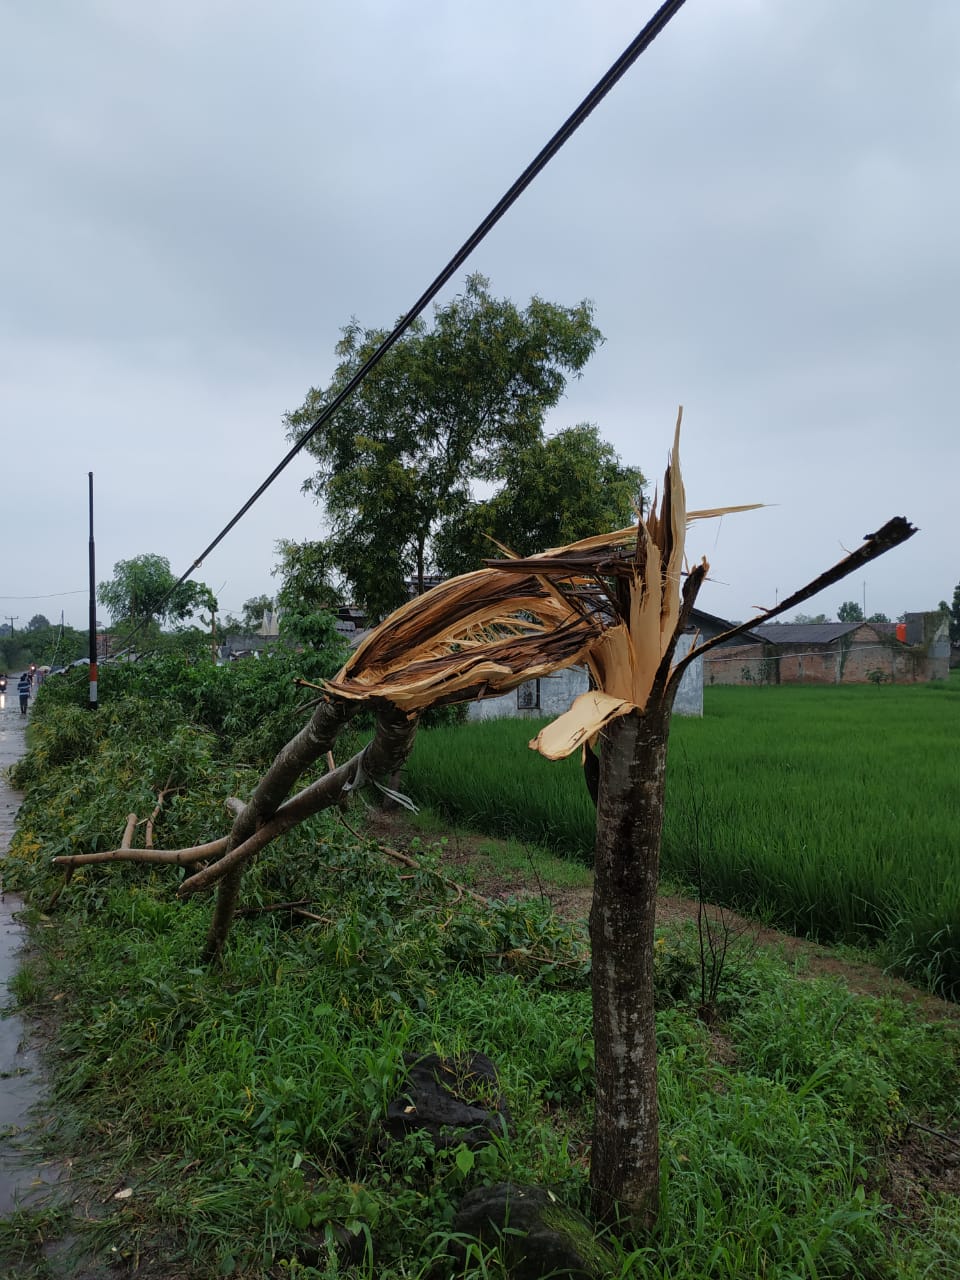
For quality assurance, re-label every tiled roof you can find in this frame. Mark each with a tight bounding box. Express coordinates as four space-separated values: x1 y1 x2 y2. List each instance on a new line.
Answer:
753 622 868 645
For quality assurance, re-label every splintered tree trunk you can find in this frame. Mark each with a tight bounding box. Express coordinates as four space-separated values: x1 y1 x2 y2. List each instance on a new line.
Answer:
589 703 671 1229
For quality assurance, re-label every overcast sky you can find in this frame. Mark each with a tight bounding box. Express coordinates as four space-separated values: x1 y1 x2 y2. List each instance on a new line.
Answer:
2 0 957 633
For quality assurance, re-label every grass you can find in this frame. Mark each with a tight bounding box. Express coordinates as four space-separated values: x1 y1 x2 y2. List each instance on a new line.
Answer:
402 675 960 995
2 836 960 1278
3 658 960 1276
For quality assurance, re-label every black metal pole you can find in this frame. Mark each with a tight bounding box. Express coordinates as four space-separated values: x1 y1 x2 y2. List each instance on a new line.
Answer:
88 472 97 711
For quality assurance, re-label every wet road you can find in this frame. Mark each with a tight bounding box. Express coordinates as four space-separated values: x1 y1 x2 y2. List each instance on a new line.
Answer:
0 686 59 1213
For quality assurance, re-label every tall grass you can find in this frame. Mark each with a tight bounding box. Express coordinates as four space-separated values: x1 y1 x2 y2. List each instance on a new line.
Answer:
404 676 960 995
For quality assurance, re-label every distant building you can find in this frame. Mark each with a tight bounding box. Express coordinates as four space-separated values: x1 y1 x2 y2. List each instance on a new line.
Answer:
703 613 949 686
466 609 751 723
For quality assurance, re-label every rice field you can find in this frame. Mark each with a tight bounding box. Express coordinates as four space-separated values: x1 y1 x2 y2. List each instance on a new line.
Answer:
404 674 960 996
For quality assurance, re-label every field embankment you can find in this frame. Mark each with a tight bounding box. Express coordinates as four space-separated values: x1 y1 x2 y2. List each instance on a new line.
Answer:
403 677 960 996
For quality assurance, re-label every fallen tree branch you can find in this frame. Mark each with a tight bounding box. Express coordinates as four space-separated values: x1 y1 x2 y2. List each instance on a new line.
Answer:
235 898 314 916
178 704 418 903
144 775 178 848
54 837 228 869
235 900 334 925
907 1120 960 1150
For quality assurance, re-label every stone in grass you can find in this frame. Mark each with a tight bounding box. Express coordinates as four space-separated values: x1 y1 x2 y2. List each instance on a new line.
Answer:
451 1182 615 1280
385 1052 513 1150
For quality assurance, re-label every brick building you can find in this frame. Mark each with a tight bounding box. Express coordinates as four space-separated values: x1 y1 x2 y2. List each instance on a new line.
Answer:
704 614 949 686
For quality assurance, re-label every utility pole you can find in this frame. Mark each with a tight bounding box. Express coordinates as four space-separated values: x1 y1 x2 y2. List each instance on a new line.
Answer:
88 473 98 711
5 616 17 635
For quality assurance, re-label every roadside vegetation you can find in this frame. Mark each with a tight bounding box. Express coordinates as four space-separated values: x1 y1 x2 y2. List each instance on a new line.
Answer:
2 655 960 1277
404 676 960 997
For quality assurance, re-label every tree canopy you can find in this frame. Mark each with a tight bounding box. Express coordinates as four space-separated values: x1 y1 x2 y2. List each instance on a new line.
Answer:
434 423 644 578
0 620 87 670
285 273 610 619
97 554 216 630
837 600 865 622
272 539 343 616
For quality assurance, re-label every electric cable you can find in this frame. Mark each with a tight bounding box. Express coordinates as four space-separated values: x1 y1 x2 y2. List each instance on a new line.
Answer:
112 0 690 656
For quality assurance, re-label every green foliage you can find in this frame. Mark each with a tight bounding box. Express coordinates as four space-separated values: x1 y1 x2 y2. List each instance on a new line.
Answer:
0 619 87 670
239 594 275 632
285 272 604 619
97 552 217 627
434 423 644 578
838 600 865 622
950 582 960 646
272 538 344 614
403 678 960 995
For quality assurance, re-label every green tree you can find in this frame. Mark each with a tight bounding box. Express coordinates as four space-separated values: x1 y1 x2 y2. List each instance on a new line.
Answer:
272 539 343 615
240 595 275 633
97 554 217 630
837 600 865 622
791 612 828 624
26 613 51 631
867 611 890 623
944 583 960 645
285 273 603 619
434 424 644 577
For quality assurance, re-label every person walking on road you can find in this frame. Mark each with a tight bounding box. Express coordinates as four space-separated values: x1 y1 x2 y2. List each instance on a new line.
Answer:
17 671 31 716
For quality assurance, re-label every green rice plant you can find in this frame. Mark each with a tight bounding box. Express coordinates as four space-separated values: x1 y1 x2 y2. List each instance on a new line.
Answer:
403 676 960 992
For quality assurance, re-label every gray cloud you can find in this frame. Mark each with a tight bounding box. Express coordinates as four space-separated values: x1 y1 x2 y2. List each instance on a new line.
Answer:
2 0 957 629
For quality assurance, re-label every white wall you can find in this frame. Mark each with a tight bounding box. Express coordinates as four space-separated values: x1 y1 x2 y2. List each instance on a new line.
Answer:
466 633 703 723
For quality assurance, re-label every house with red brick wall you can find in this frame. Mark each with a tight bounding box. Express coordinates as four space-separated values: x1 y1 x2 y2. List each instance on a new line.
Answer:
704 614 949 686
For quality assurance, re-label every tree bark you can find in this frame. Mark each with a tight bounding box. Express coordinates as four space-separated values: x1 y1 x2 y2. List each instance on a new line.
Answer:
589 703 670 1230
202 695 360 961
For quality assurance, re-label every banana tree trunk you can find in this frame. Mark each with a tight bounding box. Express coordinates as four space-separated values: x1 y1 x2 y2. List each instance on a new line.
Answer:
589 702 671 1229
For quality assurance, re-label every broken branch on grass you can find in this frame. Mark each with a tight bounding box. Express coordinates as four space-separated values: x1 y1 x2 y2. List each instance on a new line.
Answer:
120 813 137 851
235 900 334 925
143 776 178 848
54 836 229 869
907 1120 960 1150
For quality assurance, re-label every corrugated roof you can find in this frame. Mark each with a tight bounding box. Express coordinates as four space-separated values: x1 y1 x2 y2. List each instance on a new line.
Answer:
753 622 867 645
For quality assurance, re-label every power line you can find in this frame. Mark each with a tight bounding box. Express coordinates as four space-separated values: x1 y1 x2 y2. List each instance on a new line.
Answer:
0 590 86 600
161 0 690 610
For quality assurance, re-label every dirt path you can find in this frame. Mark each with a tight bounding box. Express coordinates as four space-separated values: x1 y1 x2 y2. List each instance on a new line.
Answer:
363 810 960 1022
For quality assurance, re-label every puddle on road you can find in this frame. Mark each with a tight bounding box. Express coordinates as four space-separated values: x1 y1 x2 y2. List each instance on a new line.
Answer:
0 893 60 1214
0 692 62 1215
